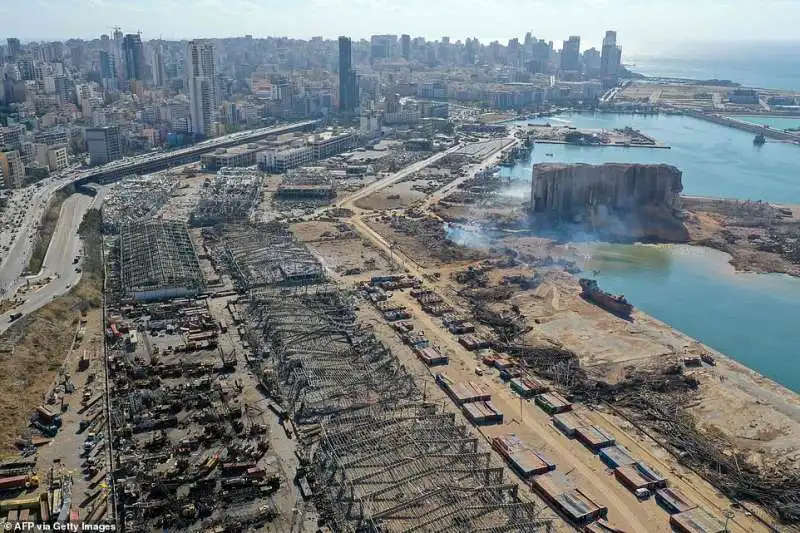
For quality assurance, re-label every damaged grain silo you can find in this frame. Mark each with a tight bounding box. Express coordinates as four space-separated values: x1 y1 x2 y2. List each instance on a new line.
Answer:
530 162 688 242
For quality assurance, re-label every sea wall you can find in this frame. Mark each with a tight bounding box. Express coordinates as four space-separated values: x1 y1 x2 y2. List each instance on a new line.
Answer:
531 163 688 242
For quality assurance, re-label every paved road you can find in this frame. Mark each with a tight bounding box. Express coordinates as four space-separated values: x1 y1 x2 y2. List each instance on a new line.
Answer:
0 179 70 297
0 189 104 334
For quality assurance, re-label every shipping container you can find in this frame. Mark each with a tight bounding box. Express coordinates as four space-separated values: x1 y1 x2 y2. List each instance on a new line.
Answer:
510 376 549 398
462 401 503 425
532 472 607 525
0 475 29 490
614 462 667 492
534 392 572 415
491 435 555 478
415 346 448 366
670 507 726 533
435 373 491 404
655 487 697 515
598 445 636 469
552 411 592 437
39 493 50 524
575 425 616 451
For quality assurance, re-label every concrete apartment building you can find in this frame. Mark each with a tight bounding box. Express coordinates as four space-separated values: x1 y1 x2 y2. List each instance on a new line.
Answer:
86 126 121 165
0 150 25 188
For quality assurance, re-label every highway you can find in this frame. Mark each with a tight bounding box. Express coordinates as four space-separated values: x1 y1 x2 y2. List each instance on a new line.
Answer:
0 119 317 324
0 189 104 334
0 174 79 298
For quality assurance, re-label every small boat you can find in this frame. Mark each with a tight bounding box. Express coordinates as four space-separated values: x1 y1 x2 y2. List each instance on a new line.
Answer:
545 153 554 157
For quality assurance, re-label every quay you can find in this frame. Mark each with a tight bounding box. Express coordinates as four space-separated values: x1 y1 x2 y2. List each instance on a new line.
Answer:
526 124 671 149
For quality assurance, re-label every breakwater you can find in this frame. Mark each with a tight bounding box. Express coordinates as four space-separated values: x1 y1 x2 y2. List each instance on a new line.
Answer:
686 111 800 143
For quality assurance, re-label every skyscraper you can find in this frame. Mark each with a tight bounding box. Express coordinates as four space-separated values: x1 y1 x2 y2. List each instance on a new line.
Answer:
600 30 622 82
560 36 581 72
99 51 116 80
6 38 21 60
121 33 146 81
401 34 411 61
186 40 217 137
338 36 358 112
150 46 165 87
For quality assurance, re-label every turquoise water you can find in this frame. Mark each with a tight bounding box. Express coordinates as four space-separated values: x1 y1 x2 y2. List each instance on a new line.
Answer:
503 113 800 393
728 115 800 131
583 245 800 392
505 112 800 204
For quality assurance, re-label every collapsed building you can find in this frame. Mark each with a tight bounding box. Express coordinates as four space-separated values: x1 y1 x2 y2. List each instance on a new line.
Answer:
118 221 206 301
190 167 263 227
529 163 688 241
103 174 176 233
226 223 551 532
275 167 335 202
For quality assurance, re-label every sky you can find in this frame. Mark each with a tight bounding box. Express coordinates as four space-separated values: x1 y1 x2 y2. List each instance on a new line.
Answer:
5 0 800 54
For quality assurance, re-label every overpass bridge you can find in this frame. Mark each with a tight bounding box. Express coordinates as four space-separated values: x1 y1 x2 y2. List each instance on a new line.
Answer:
74 119 319 186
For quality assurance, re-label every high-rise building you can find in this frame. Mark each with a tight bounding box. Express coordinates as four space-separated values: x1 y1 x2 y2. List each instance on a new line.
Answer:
401 34 411 61
338 36 358 112
0 150 25 188
560 36 581 72
600 30 622 82
370 35 397 61
99 50 116 79
121 33 146 81
151 47 165 87
16 58 35 81
86 126 121 165
6 38 21 60
186 40 217 137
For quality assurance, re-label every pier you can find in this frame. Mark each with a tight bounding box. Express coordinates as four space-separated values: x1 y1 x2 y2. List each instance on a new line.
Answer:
686 111 800 144
526 124 671 149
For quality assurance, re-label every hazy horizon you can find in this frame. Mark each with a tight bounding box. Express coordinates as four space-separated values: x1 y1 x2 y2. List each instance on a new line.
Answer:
5 0 800 55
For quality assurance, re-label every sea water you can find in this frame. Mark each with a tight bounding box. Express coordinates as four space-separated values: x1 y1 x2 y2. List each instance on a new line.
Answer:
504 113 800 392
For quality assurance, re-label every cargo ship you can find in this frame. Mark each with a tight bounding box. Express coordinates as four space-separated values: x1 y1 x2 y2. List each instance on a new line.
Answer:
579 278 633 318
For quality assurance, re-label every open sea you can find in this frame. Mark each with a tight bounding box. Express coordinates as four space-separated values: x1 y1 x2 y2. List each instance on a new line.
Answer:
626 41 800 92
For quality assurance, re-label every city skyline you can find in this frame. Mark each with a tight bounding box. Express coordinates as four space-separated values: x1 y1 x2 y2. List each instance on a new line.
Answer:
6 0 800 52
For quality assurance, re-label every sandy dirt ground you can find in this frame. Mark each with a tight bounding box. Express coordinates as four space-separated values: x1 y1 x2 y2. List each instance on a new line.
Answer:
299 215 779 533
